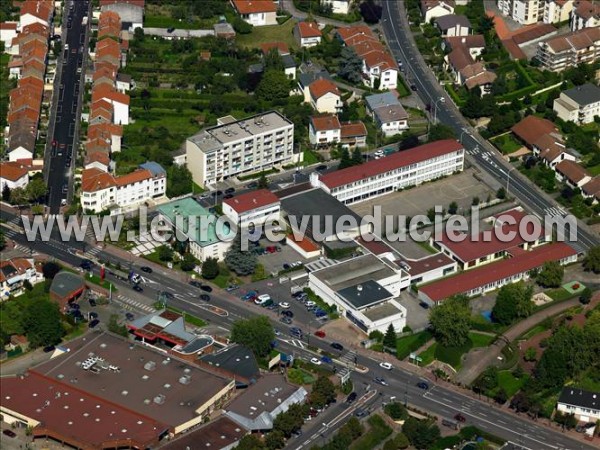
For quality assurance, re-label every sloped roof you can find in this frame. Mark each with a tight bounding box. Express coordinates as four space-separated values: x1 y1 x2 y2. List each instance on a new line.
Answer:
340 121 367 138
435 14 471 31
297 21 321 38
511 115 558 148
310 114 341 132
0 161 29 181
556 160 590 184
309 78 340 100
223 189 280 214
232 0 277 14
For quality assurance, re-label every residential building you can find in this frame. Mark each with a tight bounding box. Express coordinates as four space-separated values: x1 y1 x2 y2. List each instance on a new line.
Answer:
87 122 123 153
309 114 342 146
570 0 600 30
297 70 333 101
582 177 600 204
0 22 18 48
557 387 600 422
282 53 297 79
365 92 409 137
0 161 29 190
435 14 471 37
0 258 41 299
443 35 486 59
418 243 578 304
311 139 465 205
340 121 367 148
157 198 234 261
421 0 455 22
308 254 410 334
222 189 281 227
91 85 130 125
80 164 166 213
185 111 295 187
214 22 236 39
555 160 592 188
543 0 574 24
19 0 54 28
231 0 277 27
294 21 322 47
536 26 600 72
323 0 351 14
225 374 307 431
99 0 145 32
260 41 290 56
553 83 600 124
308 78 343 113
497 0 542 24
445 46 497 95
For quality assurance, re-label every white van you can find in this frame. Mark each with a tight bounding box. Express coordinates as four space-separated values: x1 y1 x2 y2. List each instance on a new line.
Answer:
255 294 271 305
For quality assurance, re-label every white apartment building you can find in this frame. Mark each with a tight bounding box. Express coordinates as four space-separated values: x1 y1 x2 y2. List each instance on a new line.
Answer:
310 139 465 205
362 54 398 90
557 388 600 422
544 0 574 24
498 0 541 24
570 0 600 31
80 166 167 214
554 83 600 124
309 115 341 146
222 189 281 227
322 0 351 15
536 27 600 72
186 112 295 188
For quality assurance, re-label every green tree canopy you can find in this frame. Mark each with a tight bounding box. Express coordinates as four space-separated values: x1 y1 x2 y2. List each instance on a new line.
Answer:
402 417 440 450
201 257 220 279
230 316 274 358
536 261 564 288
383 323 397 350
338 46 363 84
309 376 336 408
583 246 600 273
256 70 291 101
429 295 471 347
22 298 64 348
225 234 258 276
492 282 533 325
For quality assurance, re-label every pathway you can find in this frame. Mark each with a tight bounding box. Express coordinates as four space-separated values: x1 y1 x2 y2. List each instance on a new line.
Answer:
281 0 360 27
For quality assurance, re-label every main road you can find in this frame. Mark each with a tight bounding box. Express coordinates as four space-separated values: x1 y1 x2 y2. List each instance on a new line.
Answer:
45 0 90 214
380 1 598 253
1 211 594 450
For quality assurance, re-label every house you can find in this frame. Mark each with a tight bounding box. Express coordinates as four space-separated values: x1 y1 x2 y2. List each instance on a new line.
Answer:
445 46 497 95
0 258 41 299
570 0 600 31
222 189 281 227
297 70 333 102
555 160 592 189
581 177 600 204
553 83 600 124
214 22 236 39
365 92 409 137
557 387 600 422
7 132 35 162
88 122 123 153
0 22 18 49
91 86 130 125
294 21 322 47
19 0 54 28
231 0 277 27
0 161 29 191
84 151 111 172
198 345 260 388
308 78 342 113
96 37 122 67
98 10 121 40
281 54 296 79
99 0 145 32
340 121 368 148
260 41 290 56
322 0 351 15
309 114 341 146
435 14 471 37
537 27 600 72
444 34 486 59
116 73 132 92
421 0 455 22
544 0 575 24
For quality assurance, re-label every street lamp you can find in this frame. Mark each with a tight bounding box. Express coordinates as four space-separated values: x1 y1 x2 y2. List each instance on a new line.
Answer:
433 96 445 125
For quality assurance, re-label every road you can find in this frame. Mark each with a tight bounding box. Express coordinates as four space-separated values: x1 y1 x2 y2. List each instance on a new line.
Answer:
1 209 595 450
45 0 90 214
380 1 598 253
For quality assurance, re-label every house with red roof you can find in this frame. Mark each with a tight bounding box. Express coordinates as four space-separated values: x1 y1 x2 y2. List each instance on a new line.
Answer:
309 114 342 146
92 85 130 125
570 0 600 31
581 177 600 204
0 161 30 191
294 21 322 47
0 257 41 299
100 0 145 32
223 189 281 227
310 139 465 205
231 0 277 26
555 160 592 189
19 0 54 28
308 78 342 113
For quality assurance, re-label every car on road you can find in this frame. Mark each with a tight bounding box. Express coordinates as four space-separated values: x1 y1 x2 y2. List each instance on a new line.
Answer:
89 312 98 320
80 260 93 271
132 284 143 292
247 181 258 189
316 165 327 172
125 313 135 321
161 291 174 300
314 330 326 338
346 392 358 404
410 84 417 91
290 327 303 336
242 291 258 301
379 362 393 370
88 298 96 307
454 413 466 423
88 319 100 328
354 409 368 417
224 194 234 199
310 357 322 365
200 285 213 292
189 280 202 288
330 342 344 351
225 187 235 194
373 377 388 386
280 317 292 325
320 356 333 364
279 302 290 309
417 381 429 390
140 266 153 273
199 294 211 301
281 310 294 318
3 429 16 438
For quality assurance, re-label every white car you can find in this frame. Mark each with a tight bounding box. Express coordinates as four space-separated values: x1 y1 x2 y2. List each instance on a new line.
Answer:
279 302 290 309
310 357 322 365
305 301 316 307
379 362 393 370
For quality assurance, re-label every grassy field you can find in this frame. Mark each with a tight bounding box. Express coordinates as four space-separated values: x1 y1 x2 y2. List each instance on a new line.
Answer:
350 415 393 450
236 19 298 50
303 149 320 166
497 370 529 397
396 330 433 360
469 332 495 348
418 342 437 365
546 287 575 302
491 133 523 155
288 368 315 385
419 333 493 368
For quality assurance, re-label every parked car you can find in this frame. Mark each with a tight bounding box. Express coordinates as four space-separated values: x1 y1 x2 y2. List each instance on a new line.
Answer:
280 317 292 325
89 312 98 320
89 319 100 328
454 413 466 423
88 298 97 307
225 187 235 194
199 294 211 301
43 345 56 353
224 194 234 199
125 313 135 321
346 392 357 404
290 327 303 337
283 263 291 270
373 377 388 386
417 381 429 390
242 291 258 301
226 284 239 292
189 280 203 288
140 266 153 273
314 330 326 338
320 356 333 364
316 165 327 172
200 285 213 292
330 342 344 351
3 429 16 438
279 302 290 309
281 310 294 318
132 284 143 292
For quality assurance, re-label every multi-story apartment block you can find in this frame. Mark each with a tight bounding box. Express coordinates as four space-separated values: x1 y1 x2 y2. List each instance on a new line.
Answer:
310 139 465 205
536 26 600 71
554 83 600 124
498 0 542 24
186 112 295 188
544 0 574 24
570 0 600 30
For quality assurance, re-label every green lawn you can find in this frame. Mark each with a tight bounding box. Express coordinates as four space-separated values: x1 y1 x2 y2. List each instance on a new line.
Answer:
236 19 298 50
469 332 495 348
491 134 523 155
288 368 315 385
85 273 117 292
521 324 547 340
497 370 529 397
144 14 217 29
156 305 207 327
418 342 437 365
546 287 575 302
587 164 600 176
303 149 320 166
396 76 411 98
396 330 433 360
419 334 491 369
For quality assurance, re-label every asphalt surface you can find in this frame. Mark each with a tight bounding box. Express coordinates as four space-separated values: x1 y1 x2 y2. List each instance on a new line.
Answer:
1 209 595 450
380 1 598 253
45 0 90 214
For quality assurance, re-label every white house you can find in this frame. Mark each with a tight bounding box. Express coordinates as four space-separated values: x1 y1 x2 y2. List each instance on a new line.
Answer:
0 22 18 49
435 14 471 37
222 189 281 228
322 0 351 15
231 0 277 27
553 83 600 124
19 0 53 28
581 177 600 205
308 78 343 113
557 388 600 422
555 160 592 189
365 92 409 137
8 146 34 162
92 87 130 125
362 51 398 90
309 115 341 146
0 258 42 300
294 21 322 48
0 161 29 191
421 0 455 22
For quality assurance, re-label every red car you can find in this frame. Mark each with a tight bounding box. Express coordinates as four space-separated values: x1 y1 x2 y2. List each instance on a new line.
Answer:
314 330 326 338
454 413 466 423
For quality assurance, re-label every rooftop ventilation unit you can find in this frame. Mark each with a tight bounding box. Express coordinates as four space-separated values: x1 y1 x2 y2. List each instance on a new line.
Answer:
144 361 157 371
179 375 192 385
153 394 166 405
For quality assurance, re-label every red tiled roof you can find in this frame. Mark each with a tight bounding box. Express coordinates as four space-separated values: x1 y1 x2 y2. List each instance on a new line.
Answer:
297 21 321 38
311 114 341 131
356 235 397 256
309 78 340 100
319 139 463 189
86 151 111 166
232 0 277 14
20 0 53 22
511 23 556 46
81 168 115 192
223 189 280 214
92 85 130 105
260 41 289 55
556 160 590 184
573 0 600 20
340 121 367 138
115 169 152 186
419 243 577 302
0 21 18 30
287 233 320 252
336 25 376 45
0 161 29 181
445 34 486 50
511 115 558 148
582 177 600 199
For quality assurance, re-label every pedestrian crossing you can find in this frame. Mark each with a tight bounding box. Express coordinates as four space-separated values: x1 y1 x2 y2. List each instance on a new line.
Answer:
544 206 567 218
114 294 154 313
339 350 357 367
3 228 18 238
84 246 102 257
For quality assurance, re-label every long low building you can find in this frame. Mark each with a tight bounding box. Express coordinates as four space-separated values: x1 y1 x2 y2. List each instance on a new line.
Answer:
309 139 465 205
418 242 578 305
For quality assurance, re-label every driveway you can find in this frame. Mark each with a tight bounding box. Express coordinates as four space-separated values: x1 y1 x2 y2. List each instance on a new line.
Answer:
281 0 360 27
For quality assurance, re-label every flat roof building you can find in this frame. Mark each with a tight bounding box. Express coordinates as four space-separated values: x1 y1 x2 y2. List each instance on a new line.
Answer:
161 417 247 450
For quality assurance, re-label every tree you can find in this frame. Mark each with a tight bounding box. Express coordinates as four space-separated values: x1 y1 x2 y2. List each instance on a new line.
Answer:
495 387 508 404
583 246 600 273
257 172 269 189
273 403 305 437
448 201 458 214
166 165 193 198
579 287 593 305
256 70 291 101
492 282 534 325
429 295 471 347
383 323 397 350
2 183 10 202
22 299 64 348
427 123 456 141
524 347 537 362
108 314 128 337
338 147 352 169
264 48 284 71
180 253 198 272
230 316 274 357
232 16 253 34
42 261 62 280
9 186 27 207
236 434 265 450
264 430 285 450
402 417 440 450
133 26 144 41
157 245 174 262
496 187 506 199
310 376 336 407
536 261 563 288
472 196 480 206
201 257 220 279
351 147 363 166
338 46 363 84
360 0 383 23
225 234 258 276
510 391 532 413
384 402 408 420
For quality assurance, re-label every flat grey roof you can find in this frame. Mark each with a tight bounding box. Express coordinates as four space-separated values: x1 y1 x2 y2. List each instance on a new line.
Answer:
50 271 85 298
373 104 408 123
563 83 600 106
226 374 299 418
337 279 393 310
311 254 397 291
161 417 246 450
362 301 403 321
200 344 259 381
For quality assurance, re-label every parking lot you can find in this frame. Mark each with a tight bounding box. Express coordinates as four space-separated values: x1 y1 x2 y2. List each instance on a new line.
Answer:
254 238 319 275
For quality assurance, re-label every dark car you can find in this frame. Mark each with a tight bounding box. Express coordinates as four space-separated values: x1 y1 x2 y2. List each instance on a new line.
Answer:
316 165 327 172
283 263 291 270
280 317 292 325
374 377 388 386
3 429 16 438
88 298 97 307
200 285 213 292
247 181 258 189
224 194 234 199
346 392 358 404
225 187 235 194
354 409 368 418
226 284 239 292
189 280 203 288
89 319 100 328
133 284 143 292
80 260 93 270
125 313 135 321
454 413 466 423
167 27 175 33
140 266 153 273
417 381 429 390
330 342 344 351
410 84 417 91
419 302 430 309
89 312 99 320
199 294 211 301
290 327 303 336
161 291 174 299
43 345 56 353
281 310 294 318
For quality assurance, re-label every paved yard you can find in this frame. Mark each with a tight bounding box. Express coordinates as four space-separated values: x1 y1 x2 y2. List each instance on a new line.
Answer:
397 291 430 331
255 238 317 275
